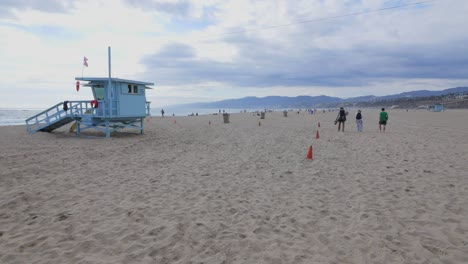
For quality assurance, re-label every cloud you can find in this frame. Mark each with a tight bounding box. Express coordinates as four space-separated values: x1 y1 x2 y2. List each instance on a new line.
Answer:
123 0 192 16
1 0 468 109
138 0 468 92
156 43 196 59
0 0 76 19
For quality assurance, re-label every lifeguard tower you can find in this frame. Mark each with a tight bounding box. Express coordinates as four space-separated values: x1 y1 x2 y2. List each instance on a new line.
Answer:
428 104 444 112
25 47 154 138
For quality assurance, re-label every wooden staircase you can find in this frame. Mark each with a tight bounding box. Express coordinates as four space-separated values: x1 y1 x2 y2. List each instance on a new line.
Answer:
38 116 74 132
25 100 148 137
25 101 93 134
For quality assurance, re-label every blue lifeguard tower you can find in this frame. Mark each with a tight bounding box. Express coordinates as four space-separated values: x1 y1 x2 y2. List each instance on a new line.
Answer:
26 47 154 138
429 104 444 112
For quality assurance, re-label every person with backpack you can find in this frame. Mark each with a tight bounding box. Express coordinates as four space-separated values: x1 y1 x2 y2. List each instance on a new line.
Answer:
356 110 363 132
335 107 347 132
379 108 389 132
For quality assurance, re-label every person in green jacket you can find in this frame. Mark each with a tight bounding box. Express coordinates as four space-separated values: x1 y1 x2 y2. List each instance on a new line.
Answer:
379 108 388 132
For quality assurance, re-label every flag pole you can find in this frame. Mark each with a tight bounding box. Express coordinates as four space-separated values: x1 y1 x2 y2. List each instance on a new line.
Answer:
108 46 112 118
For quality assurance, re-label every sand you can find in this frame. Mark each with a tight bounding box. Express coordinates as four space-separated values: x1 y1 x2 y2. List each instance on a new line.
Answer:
0 109 467 264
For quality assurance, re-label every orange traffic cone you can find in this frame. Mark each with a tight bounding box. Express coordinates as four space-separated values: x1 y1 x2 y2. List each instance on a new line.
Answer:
306 145 313 160
316 130 320 139
318 122 320 128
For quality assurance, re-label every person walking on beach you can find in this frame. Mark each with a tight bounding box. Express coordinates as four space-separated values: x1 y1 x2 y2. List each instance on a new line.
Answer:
379 108 388 132
161 109 165 118
356 110 363 132
335 107 346 132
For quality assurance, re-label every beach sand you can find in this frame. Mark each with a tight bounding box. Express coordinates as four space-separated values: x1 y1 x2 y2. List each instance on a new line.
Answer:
1 109 467 264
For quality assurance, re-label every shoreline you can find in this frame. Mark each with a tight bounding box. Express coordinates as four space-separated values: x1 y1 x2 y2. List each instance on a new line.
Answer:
2 108 467 127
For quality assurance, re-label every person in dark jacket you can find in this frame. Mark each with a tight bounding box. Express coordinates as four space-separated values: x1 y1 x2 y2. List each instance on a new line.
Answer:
335 107 346 132
356 110 363 132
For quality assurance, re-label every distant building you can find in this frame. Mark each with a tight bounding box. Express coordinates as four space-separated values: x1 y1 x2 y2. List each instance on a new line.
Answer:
428 104 444 112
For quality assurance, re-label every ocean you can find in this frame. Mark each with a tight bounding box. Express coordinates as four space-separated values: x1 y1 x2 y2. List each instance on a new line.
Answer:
0 107 266 126
0 109 42 126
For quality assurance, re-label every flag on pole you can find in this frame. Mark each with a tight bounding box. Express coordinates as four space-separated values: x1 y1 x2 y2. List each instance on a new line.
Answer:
83 56 88 67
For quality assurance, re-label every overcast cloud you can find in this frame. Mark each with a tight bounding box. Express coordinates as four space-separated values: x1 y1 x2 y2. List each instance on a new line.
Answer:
123 0 192 16
0 0 467 108
0 0 76 18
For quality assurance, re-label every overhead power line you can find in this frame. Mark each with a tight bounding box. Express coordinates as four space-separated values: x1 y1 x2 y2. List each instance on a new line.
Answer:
215 0 436 37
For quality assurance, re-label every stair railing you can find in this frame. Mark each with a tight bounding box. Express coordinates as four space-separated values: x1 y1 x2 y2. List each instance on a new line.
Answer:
26 99 120 133
25 101 94 133
25 102 70 133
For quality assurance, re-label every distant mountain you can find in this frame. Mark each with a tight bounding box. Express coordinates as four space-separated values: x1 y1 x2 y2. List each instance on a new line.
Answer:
169 87 468 109
342 95 377 103
378 87 468 100
182 95 342 109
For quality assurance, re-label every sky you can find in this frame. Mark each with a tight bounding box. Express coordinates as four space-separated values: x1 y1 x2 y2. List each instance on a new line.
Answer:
1 0 467 108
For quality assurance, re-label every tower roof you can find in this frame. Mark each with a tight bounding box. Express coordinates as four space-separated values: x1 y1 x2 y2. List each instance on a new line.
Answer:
75 77 154 86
